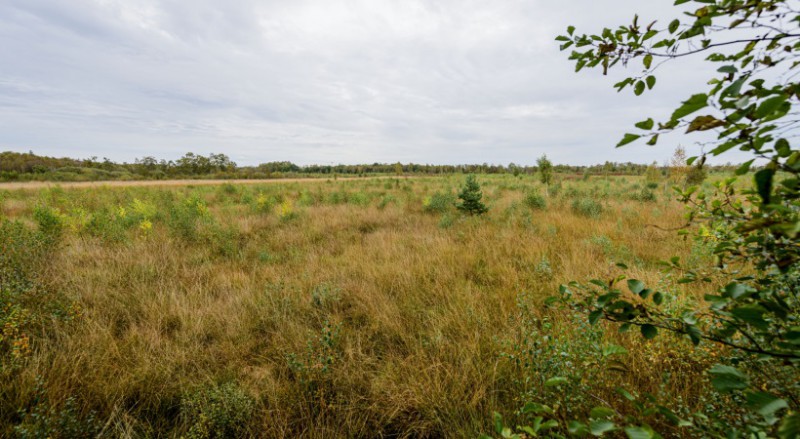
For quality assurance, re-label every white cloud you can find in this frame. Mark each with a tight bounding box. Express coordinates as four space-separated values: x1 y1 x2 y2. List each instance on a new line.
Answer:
0 0 749 165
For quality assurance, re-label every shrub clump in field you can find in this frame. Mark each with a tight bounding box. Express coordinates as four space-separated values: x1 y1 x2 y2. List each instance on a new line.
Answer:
278 199 297 221
523 192 547 210
685 165 708 186
253 192 276 214
311 283 341 309
422 191 455 213
0 220 78 368
377 194 398 210
14 388 100 439
571 198 603 218
286 321 342 389
456 175 488 215
348 191 369 206
181 382 255 439
32 206 66 242
631 188 657 203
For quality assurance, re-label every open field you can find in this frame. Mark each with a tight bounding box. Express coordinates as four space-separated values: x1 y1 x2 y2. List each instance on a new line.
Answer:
0 176 405 191
0 174 753 437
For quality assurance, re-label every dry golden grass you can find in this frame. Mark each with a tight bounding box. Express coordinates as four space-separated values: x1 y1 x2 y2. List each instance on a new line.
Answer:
0 175 724 437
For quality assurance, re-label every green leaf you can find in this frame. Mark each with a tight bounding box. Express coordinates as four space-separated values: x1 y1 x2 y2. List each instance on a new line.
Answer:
709 364 749 392
686 115 725 133
545 377 568 387
735 159 755 175
590 420 615 436
646 134 659 146
641 324 658 339
635 119 654 130
731 305 769 330
686 325 702 346
754 168 774 205
541 420 559 431
746 392 788 424
721 77 746 97
671 94 708 120
625 426 653 439
590 406 616 419
779 412 800 439
589 309 604 325
627 279 645 294
717 65 738 74
724 282 749 298
668 19 680 33
646 75 656 89
756 95 788 118
616 387 635 401
602 344 628 357
568 421 590 436
617 134 641 147
493 412 503 434
775 139 791 158
652 292 664 305
634 80 646 96
643 54 653 69
522 402 554 415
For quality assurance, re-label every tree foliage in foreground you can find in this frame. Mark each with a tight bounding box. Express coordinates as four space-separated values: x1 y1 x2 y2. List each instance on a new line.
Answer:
490 1 800 437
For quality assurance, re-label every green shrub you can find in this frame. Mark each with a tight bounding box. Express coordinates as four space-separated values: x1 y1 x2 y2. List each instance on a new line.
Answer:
0 220 77 370
571 198 603 218
348 191 369 206
220 183 237 195
423 191 456 213
377 194 397 210
500 295 618 420
84 209 128 243
167 195 213 241
631 188 657 202
326 191 347 205
181 382 255 439
32 206 65 242
438 213 455 229
287 321 342 388
14 385 100 439
201 224 242 259
252 192 277 214
549 181 562 197
685 166 708 185
523 192 547 210
311 283 341 309
297 190 315 207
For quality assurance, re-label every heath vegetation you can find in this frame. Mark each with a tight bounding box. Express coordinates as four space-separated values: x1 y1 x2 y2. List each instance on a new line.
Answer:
0 169 767 438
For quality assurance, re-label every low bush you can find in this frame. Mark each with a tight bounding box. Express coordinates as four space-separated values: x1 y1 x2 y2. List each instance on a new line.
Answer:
630 188 657 202
523 192 546 210
181 382 255 439
423 191 456 213
15 388 100 439
571 198 603 218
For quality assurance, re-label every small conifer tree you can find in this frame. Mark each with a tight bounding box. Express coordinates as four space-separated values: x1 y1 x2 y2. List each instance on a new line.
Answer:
456 175 488 215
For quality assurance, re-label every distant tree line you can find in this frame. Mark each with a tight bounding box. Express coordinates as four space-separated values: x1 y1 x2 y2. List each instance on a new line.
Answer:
0 150 741 182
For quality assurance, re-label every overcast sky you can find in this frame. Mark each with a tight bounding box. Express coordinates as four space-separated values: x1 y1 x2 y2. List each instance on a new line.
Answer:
0 0 738 166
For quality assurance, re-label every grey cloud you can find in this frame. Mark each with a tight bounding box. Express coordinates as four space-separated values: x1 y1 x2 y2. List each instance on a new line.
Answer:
0 0 749 165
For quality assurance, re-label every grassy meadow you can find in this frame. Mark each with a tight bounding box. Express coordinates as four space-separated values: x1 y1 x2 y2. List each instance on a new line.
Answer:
0 174 736 437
